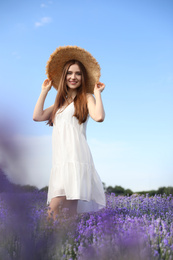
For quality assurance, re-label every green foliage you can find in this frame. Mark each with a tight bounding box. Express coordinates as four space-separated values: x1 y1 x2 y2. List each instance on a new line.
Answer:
124 188 133 196
106 185 173 196
39 186 48 192
20 185 38 192
157 186 173 195
13 184 39 192
106 185 133 196
137 186 173 196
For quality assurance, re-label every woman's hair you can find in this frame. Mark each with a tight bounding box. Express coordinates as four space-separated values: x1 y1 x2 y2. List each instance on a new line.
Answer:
48 60 89 126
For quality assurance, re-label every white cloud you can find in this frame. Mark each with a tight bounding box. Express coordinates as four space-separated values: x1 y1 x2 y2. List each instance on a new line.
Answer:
40 1 53 7
40 3 47 8
35 17 52 28
12 51 21 59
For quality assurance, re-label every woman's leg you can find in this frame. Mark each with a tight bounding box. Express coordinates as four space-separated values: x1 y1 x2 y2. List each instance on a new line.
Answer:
63 200 78 216
48 196 66 219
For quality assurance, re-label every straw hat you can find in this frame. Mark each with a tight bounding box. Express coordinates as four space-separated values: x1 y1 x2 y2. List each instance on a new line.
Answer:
46 46 101 94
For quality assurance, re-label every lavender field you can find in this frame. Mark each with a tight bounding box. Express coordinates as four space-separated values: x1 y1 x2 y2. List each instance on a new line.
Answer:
0 191 173 260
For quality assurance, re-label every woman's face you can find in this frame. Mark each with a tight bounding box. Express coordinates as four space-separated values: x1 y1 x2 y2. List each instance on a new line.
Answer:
66 64 82 90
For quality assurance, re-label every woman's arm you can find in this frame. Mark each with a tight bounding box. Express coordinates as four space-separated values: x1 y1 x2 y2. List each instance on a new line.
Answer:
87 82 105 122
33 79 54 122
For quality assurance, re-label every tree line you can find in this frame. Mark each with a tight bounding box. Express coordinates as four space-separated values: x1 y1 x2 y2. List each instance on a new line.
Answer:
0 170 172 196
105 184 173 196
4 184 173 197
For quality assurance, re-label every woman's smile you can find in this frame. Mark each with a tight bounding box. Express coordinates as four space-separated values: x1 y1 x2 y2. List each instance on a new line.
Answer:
69 80 78 84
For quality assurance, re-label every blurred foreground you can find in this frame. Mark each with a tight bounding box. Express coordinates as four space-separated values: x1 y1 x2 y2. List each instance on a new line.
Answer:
0 171 173 260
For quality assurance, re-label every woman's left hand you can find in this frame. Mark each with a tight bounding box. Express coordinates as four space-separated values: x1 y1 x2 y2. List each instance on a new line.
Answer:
94 82 105 95
87 82 105 122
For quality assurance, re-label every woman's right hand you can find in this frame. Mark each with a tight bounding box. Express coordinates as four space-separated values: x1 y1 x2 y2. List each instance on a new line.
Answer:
42 79 52 92
33 79 53 122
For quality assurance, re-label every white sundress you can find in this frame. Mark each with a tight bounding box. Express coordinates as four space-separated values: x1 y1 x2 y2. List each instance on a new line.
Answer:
47 101 106 213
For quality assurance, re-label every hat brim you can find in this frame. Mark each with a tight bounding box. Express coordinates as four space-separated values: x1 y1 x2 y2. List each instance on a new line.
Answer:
46 46 101 94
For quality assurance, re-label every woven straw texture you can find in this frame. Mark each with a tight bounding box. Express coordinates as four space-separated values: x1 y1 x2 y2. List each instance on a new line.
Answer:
46 46 101 94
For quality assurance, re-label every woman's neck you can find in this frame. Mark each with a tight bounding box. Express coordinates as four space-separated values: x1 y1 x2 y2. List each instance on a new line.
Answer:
67 89 77 100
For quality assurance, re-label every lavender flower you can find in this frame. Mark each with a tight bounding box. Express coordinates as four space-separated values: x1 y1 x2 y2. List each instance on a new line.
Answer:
0 186 173 259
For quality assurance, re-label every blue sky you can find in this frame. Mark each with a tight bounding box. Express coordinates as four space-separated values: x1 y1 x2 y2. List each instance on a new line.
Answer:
0 0 172 191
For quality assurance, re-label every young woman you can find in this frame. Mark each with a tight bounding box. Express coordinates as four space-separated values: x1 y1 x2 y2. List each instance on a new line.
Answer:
33 46 106 219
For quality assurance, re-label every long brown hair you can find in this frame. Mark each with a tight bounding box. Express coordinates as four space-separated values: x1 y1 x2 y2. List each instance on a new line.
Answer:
48 60 89 126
